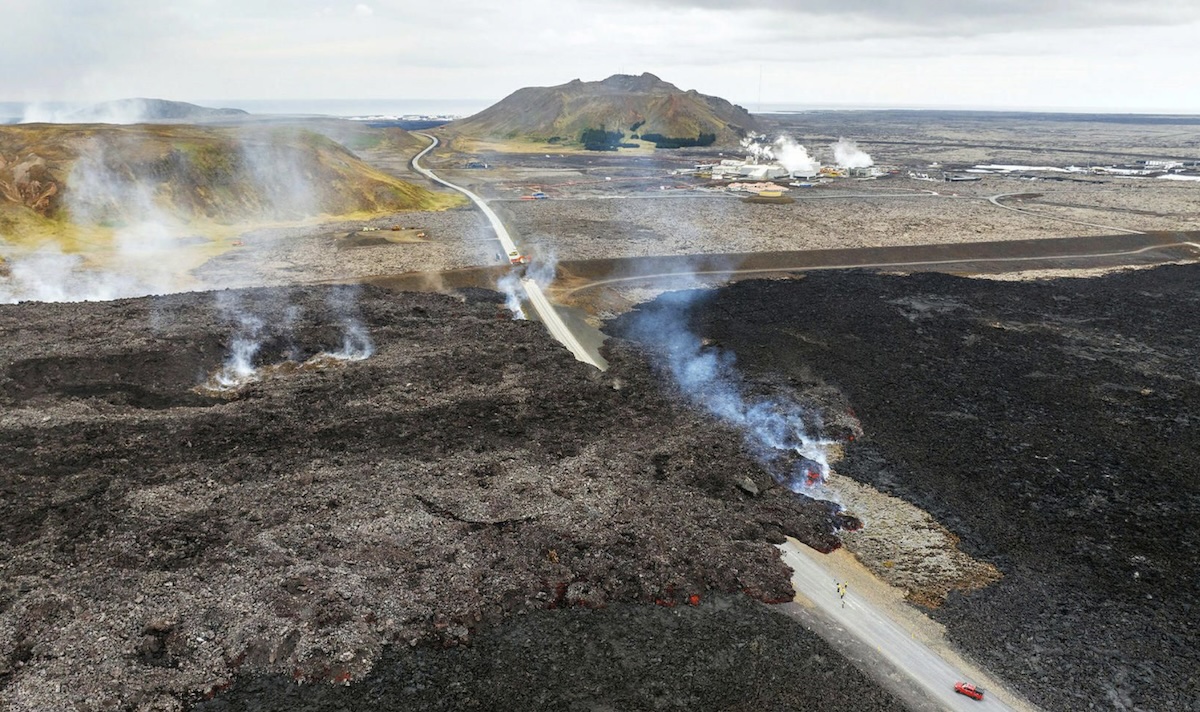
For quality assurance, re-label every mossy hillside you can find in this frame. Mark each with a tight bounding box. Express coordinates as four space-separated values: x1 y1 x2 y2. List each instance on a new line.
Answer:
0 124 459 232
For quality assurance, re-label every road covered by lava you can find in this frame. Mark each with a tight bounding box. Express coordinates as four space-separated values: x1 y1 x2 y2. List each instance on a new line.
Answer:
0 285 883 710
608 264 1200 711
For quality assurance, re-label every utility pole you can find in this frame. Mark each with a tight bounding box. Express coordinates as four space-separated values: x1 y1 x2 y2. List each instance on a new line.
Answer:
758 64 763 113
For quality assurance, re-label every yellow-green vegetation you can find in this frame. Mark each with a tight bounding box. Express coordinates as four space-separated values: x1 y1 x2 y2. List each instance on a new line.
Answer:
446 72 760 151
0 123 460 257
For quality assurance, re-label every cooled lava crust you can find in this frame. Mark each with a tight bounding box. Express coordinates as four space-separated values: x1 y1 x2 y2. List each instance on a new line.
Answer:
0 286 864 710
615 265 1200 712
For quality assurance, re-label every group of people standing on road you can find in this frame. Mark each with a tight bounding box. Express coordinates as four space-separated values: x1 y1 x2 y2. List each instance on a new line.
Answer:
836 581 848 607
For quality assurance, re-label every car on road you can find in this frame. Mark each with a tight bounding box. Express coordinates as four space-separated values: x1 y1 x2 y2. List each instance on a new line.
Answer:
954 681 985 701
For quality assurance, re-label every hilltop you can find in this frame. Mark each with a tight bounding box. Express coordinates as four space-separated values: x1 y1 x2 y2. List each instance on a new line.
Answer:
0 123 457 242
21 98 249 124
447 73 760 150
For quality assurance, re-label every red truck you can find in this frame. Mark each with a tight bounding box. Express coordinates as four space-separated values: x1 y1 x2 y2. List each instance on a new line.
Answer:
954 681 985 701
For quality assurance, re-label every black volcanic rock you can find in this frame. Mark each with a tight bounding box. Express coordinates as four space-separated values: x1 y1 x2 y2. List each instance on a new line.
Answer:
0 285 852 709
611 265 1200 712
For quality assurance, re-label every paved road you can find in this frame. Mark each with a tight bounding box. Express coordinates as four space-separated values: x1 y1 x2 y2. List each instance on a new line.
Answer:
988 193 1145 235
559 235 1200 296
778 542 1036 712
412 133 605 369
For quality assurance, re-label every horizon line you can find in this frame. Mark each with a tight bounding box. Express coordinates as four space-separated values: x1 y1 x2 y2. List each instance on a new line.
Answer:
3 98 1199 118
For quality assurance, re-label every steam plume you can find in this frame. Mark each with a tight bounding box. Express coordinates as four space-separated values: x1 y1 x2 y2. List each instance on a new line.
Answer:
773 137 821 176
1 138 195 303
524 249 558 289
740 132 774 164
21 101 151 125
831 138 873 169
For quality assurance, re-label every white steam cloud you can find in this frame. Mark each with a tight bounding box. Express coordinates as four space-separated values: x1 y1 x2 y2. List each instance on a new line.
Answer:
831 138 873 169
524 248 558 289
0 247 143 303
21 102 150 125
1 138 197 304
740 132 774 164
774 137 821 176
0 127 339 304
740 133 824 176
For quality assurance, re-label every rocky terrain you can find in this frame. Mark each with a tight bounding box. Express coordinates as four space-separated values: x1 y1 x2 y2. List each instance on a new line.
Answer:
193 593 902 712
189 207 493 290
499 188 1119 263
609 265 1200 711
0 285 870 711
5 105 1200 712
761 109 1200 168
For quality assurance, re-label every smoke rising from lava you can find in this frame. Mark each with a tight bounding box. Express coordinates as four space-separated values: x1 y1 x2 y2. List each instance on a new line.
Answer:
524 247 559 290
496 272 527 319
324 284 374 360
213 290 267 388
202 286 377 391
625 289 832 492
0 128 382 388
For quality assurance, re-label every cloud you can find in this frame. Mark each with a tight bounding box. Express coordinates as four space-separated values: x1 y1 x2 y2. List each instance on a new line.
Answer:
637 0 1200 37
0 0 1197 111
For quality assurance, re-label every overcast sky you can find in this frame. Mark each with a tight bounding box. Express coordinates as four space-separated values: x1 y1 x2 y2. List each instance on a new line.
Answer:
4 0 1200 113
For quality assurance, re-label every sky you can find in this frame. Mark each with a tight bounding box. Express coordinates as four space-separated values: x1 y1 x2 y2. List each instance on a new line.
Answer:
3 0 1200 113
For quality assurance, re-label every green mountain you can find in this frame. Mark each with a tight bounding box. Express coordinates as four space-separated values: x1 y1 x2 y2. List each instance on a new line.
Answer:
0 123 455 230
448 73 760 148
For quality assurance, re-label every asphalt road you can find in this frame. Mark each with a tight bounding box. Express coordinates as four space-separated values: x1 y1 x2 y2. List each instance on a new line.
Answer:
777 542 1038 712
558 233 1200 297
987 192 1145 235
412 133 605 369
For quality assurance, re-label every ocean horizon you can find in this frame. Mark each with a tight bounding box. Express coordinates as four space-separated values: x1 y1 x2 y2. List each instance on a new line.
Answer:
4 98 1198 124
